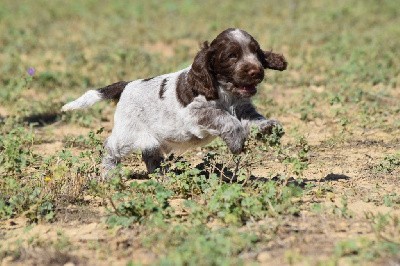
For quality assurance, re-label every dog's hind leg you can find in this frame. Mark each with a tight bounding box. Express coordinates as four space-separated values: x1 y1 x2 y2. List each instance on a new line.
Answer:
101 136 133 179
142 147 164 174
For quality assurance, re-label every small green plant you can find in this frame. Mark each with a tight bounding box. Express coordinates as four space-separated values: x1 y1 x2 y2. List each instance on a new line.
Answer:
159 158 210 198
249 125 310 178
253 123 285 147
54 231 72 251
105 126 305 227
206 183 263 224
39 128 104 201
0 68 34 103
0 125 55 222
300 101 316 122
282 136 310 177
333 196 353 218
0 126 37 175
106 179 174 227
383 193 400 207
334 237 399 263
0 128 105 222
373 152 400 174
334 239 362 258
143 224 258 265
205 180 302 224
332 213 400 263
0 177 55 222
367 213 400 246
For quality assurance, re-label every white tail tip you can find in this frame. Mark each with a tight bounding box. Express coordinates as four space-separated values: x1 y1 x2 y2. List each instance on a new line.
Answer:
61 90 103 111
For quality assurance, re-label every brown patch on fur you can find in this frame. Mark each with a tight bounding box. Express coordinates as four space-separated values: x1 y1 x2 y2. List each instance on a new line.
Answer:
176 72 197 106
187 42 219 101
159 78 168 99
98 81 128 101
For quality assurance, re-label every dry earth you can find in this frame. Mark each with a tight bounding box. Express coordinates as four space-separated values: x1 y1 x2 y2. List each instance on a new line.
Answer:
1 85 399 266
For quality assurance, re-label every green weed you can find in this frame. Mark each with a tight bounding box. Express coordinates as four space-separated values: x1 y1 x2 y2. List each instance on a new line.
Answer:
0 128 104 222
105 128 304 227
0 70 33 103
374 152 400 174
107 179 174 227
0 126 37 175
332 213 400 263
143 224 257 265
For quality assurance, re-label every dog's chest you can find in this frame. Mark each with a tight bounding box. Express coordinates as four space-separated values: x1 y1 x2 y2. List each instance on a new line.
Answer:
165 133 216 153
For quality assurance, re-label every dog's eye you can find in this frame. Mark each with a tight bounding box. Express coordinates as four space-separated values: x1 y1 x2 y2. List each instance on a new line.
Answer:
228 53 238 60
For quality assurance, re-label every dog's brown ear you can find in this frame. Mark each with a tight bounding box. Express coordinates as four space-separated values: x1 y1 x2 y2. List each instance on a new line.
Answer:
259 50 288 71
187 42 218 101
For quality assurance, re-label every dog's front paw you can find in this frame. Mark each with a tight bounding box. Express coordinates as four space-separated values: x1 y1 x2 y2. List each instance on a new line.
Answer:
259 119 282 135
223 125 247 154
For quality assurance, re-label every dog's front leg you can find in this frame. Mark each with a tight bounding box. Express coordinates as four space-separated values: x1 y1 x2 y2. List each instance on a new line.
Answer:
235 102 282 135
197 108 247 154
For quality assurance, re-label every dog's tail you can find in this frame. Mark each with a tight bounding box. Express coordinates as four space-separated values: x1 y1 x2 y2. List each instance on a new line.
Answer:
61 81 128 111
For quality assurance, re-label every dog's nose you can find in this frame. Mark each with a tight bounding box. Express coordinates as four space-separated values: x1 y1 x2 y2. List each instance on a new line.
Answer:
248 66 263 78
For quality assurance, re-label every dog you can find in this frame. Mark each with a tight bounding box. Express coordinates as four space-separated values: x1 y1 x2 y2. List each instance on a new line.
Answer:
61 28 287 178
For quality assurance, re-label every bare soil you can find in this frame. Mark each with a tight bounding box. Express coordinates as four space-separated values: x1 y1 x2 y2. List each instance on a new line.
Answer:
1 86 399 266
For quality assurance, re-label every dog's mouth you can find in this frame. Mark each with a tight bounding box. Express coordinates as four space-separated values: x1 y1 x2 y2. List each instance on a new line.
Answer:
237 84 257 96
234 76 263 96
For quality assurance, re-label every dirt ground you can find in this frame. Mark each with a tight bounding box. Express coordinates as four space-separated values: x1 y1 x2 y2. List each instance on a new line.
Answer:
1 84 399 266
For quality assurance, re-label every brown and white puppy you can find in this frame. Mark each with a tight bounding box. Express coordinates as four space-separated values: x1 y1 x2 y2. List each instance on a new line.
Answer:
62 28 287 177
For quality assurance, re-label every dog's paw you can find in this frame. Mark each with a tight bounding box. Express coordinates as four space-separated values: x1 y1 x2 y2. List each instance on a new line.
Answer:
258 119 282 135
223 125 247 154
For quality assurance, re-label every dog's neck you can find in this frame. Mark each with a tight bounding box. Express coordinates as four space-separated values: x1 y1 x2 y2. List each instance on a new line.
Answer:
216 81 250 116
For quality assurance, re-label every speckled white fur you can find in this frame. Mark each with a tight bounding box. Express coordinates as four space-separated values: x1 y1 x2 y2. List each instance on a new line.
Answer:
106 68 210 157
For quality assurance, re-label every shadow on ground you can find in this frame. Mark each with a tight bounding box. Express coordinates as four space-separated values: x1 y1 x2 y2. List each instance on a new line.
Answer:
23 112 61 127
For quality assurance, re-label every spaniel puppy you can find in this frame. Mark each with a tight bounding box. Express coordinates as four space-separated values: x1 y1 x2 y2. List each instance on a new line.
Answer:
62 28 287 177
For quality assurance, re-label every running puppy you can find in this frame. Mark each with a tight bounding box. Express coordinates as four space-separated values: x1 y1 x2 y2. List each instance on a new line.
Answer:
62 28 287 177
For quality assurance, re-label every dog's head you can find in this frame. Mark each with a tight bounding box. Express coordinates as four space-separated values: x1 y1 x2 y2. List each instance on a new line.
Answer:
188 28 287 99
